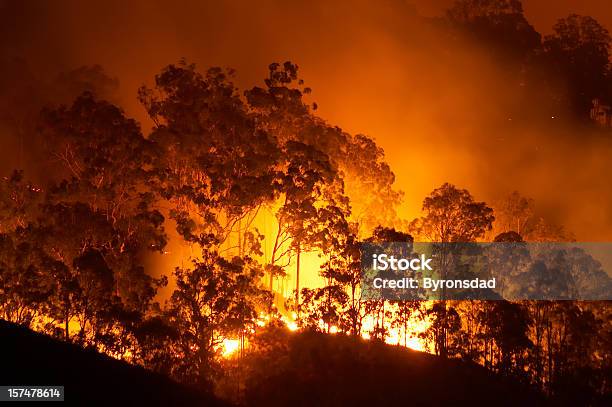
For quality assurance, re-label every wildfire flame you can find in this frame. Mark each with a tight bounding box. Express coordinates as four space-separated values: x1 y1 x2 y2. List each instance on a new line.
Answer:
221 339 241 357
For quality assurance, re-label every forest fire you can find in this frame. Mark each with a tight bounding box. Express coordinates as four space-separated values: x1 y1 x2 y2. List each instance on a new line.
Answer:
1 0 612 405
221 339 241 357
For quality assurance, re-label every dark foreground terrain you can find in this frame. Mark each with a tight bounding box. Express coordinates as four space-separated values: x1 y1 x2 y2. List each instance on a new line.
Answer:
0 320 550 406
0 320 226 406
235 327 548 407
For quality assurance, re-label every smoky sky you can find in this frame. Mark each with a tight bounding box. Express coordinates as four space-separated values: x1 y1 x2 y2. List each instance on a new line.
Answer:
1 0 611 240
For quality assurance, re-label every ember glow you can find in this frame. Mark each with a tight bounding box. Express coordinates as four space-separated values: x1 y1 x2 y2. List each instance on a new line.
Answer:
221 339 241 357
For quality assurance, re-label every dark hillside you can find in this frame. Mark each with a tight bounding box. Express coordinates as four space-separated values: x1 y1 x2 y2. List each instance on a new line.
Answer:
0 321 564 406
238 329 548 407
0 320 227 406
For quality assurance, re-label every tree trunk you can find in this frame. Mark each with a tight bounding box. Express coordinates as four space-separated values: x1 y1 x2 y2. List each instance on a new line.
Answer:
65 312 70 341
295 245 301 319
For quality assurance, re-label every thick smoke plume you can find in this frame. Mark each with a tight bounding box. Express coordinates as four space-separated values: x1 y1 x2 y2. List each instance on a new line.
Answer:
1 0 611 240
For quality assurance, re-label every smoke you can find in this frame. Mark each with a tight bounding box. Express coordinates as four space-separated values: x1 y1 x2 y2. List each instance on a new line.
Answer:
0 0 611 240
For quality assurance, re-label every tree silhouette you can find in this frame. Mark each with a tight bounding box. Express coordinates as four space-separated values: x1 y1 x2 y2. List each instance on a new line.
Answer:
165 251 267 385
544 14 612 116
422 302 462 357
494 191 534 236
447 0 540 61
0 229 53 326
139 62 280 250
410 183 494 243
410 184 493 357
35 94 169 350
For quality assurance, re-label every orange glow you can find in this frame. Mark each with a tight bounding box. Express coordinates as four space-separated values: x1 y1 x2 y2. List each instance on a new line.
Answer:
282 316 299 331
359 313 430 352
221 339 241 357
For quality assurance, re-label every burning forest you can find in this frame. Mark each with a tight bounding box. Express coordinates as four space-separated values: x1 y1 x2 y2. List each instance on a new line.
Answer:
0 0 611 405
